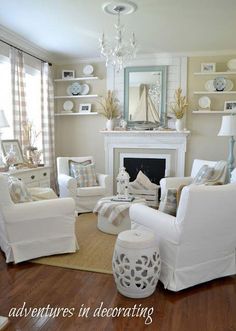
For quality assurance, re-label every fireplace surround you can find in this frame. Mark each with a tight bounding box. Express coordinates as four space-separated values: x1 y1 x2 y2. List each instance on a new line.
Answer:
101 130 190 190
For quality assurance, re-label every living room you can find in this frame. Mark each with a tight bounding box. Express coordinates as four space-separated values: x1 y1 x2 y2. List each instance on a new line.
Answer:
0 1 236 330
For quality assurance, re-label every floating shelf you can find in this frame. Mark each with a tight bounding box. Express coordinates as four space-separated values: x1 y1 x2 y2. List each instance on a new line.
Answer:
54 94 98 99
54 76 99 82
192 110 236 114
194 71 236 76
55 112 99 116
194 91 236 95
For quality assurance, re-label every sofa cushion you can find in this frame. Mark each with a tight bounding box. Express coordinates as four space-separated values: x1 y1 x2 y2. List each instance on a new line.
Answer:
76 186 106 197
8 176 32 203
70 162 98 187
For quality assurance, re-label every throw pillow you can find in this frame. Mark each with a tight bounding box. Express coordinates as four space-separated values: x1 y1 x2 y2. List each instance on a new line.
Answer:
68 159 92 177
70 163 98 187
159 188 177 216
192 165 214 185
135 170 158 190
8 176 32 203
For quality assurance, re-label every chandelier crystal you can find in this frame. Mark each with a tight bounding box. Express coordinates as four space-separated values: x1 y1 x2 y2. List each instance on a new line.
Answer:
99 2 138 72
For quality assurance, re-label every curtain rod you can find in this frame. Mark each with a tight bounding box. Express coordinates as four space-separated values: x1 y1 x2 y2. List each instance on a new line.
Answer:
0 38 52 66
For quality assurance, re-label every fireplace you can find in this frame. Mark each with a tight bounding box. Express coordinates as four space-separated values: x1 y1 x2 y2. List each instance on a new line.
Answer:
100 130 190 193
120 153 170 185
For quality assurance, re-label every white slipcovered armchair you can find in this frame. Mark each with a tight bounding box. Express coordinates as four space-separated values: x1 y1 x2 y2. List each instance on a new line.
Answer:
0 175 78 264
159 159 227 209
57 156 112 213
130 183 236 291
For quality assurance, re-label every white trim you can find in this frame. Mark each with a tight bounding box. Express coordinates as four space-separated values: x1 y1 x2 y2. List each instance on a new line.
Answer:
120 152 171 176
0 25 53 63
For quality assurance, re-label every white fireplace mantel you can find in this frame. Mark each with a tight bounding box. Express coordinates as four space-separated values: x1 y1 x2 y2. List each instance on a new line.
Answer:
100 130 190 181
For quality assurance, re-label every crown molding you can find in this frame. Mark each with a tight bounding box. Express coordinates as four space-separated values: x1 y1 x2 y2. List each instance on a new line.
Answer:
0 24 54 63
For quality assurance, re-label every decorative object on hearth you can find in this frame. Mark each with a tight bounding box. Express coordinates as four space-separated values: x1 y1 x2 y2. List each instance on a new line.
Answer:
98 90 120 131
218 115 236 181
119 118 127 130
116 166 130 198
170 88 188 132
99 1 138 72
112 229 161 298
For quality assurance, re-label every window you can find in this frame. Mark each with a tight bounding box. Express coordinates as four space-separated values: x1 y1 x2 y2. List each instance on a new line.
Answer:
0 55 13 139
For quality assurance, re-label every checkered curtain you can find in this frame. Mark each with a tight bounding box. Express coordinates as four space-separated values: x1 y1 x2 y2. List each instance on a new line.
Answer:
10 47 28 150
40 62 56 189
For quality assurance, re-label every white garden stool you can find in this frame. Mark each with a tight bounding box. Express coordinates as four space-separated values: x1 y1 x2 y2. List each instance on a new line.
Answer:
112 230 161 298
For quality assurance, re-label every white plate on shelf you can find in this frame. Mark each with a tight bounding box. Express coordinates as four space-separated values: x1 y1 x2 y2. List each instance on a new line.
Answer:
63 100 73 112
227 59 236 71
198 96 211 109
80 83 90 95
83 65 94 76
204 80 215 91
70 82 82 95
225 79 234 91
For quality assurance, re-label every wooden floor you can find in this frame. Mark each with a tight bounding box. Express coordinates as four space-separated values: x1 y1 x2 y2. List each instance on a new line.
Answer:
0 252 236 331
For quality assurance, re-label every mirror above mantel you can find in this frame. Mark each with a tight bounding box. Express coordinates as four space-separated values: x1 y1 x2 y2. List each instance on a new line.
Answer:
124 65 168 129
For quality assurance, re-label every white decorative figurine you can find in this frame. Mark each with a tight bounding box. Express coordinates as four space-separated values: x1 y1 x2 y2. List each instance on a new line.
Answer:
117 167 130 198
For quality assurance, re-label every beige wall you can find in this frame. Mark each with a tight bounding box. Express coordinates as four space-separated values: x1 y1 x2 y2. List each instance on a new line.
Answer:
186 55 236 175
55 54 236 176
54 61 107 173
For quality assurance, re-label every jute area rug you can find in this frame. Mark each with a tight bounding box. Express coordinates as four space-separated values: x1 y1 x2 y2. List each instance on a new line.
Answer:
32 213 116 274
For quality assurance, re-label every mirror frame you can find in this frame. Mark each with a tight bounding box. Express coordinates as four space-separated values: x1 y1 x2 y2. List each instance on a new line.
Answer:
124 65 167 128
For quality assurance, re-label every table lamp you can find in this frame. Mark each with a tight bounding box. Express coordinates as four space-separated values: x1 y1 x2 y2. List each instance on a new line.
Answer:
218 115 236 181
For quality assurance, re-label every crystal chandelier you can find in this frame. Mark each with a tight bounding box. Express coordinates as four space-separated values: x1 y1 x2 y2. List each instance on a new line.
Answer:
99 1 138 72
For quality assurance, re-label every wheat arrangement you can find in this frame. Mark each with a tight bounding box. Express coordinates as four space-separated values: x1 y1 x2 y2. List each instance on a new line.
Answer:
98 90 120 119
170 88 188 119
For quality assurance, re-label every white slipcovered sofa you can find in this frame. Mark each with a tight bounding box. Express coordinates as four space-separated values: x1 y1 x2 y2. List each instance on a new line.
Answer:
57 156 112 213
130 183 236 291
0 174 78 264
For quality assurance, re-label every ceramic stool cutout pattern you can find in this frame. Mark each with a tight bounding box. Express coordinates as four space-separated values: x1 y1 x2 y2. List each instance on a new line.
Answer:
112 230 161 298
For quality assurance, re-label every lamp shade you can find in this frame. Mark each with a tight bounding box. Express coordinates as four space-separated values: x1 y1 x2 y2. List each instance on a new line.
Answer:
218 115 236 136
0 110 9 129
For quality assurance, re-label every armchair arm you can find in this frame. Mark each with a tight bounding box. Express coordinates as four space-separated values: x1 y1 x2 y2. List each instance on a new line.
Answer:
160 176 193 200
129 204 180 244
58 174 77 198
96 173 112 194
3 197 75 223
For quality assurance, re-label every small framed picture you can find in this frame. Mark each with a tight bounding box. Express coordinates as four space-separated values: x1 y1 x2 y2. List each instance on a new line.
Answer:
1 139 24 164
201 63 216 73
224 101 236 111
62 70 75 79
79 104 91 113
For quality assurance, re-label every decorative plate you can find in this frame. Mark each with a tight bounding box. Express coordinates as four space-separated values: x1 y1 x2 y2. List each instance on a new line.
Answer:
227 59 236 71
83 65 94 76
70 82 82 95
213 77 227 91
204 80 215 92
80 84 90 95
67 85 73 96
198 96 211 109
63 100 73 112
225 79 234 91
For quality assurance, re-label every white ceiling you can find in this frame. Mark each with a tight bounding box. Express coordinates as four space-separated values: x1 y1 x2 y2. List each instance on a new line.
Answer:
0 0 236 62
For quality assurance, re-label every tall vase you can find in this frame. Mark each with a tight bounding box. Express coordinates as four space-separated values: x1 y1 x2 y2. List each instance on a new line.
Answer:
175 118 184 132
106 119 114 131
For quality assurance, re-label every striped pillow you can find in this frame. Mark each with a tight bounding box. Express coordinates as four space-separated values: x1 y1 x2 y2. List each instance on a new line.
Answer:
70 163 98 187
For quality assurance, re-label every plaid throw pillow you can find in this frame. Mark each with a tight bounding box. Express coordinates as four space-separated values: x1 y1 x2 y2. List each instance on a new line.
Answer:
70 163 98 187
68 159 92 177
